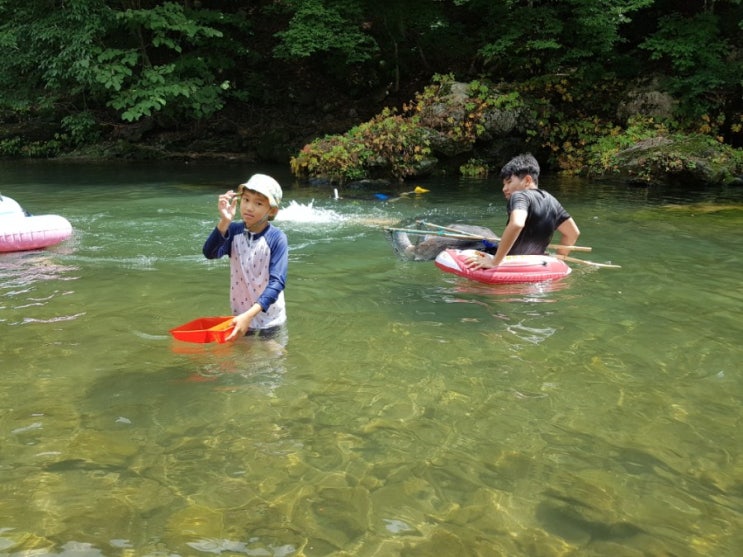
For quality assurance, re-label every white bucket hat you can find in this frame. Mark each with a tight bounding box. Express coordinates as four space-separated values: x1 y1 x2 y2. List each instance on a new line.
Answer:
237 174 283 207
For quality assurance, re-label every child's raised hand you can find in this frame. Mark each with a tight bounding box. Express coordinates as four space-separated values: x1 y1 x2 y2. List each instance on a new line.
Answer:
218 190 238 221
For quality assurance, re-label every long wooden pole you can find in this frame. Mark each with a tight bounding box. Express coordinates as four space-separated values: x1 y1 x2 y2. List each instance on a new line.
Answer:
385 226 594 253
555 254 622 269
416 220 491 238
387 226 496 240
414 221 596 253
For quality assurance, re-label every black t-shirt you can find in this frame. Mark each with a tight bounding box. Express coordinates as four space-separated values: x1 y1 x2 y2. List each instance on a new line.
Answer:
507 189 571 255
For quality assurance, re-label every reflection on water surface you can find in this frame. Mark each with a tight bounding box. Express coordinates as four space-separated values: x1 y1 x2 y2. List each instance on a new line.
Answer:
1 161 742 556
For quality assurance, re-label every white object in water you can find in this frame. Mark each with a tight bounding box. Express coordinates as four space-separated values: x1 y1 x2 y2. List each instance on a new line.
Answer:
0 194 73 253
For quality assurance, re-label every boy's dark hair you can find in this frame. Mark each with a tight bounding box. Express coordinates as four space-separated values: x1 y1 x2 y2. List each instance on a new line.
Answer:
499 153 540 185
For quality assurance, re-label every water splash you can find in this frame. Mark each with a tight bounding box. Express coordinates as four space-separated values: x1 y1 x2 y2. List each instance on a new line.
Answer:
275 200 346 224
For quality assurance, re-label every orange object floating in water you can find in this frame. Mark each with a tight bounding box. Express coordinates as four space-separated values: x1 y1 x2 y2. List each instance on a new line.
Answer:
169 316 235 343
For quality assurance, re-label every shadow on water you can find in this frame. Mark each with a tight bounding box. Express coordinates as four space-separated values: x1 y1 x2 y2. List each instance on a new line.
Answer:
535 497 646 544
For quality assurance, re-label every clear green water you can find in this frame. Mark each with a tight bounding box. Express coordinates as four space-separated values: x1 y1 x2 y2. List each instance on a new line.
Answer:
1 161 742 556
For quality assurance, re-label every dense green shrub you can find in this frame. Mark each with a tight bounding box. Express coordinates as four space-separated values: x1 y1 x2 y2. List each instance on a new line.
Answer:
459 158 489 178
290 108 431 183
583 116 676 175
640 13 740 121
61 112 101 146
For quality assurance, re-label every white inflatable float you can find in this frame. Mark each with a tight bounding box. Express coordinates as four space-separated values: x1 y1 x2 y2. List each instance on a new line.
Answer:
0 194 73 253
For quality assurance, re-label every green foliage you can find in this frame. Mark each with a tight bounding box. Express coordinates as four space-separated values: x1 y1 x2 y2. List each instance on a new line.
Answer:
291 134 370 184
583 116 676 175
61 111 101 146
459 158 489 177
0 137 23 157
560 0 655 63
105 64 224 122
0 0 242 125
117 1 223 50
540 115 620 174
408 73 525 150
518 75 632 173
273 0 379 65
290 107 432 183
35 3 110 94
639 13 740 119
589 128 743 184
292 74 531 181
0 0 741 169
354 110 432 180
474 0 654 75
0 0 109 104
105 2 228 122
0 136 64 159
92 48 137 93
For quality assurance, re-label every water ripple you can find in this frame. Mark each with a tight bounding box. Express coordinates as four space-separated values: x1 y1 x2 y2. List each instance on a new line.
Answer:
22 312 86 324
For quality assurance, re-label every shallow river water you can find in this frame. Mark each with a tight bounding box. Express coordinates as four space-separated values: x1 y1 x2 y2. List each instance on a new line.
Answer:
1 160 742 556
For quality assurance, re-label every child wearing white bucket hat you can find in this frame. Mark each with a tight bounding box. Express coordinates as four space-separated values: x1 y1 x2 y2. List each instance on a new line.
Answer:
236 174 283 213
203 173 288 340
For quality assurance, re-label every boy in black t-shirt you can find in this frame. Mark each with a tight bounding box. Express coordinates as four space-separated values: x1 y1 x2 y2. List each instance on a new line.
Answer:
466 153 580 270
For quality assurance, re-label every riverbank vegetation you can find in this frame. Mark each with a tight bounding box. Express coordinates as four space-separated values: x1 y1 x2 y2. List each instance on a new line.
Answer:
0 1 741 184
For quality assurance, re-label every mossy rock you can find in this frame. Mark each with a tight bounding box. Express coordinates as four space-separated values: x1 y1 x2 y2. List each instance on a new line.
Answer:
613 134 743 186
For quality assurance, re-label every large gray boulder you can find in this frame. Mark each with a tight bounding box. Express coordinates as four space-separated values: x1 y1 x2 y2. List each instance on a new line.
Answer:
417 82 522 158
613 135 743 186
